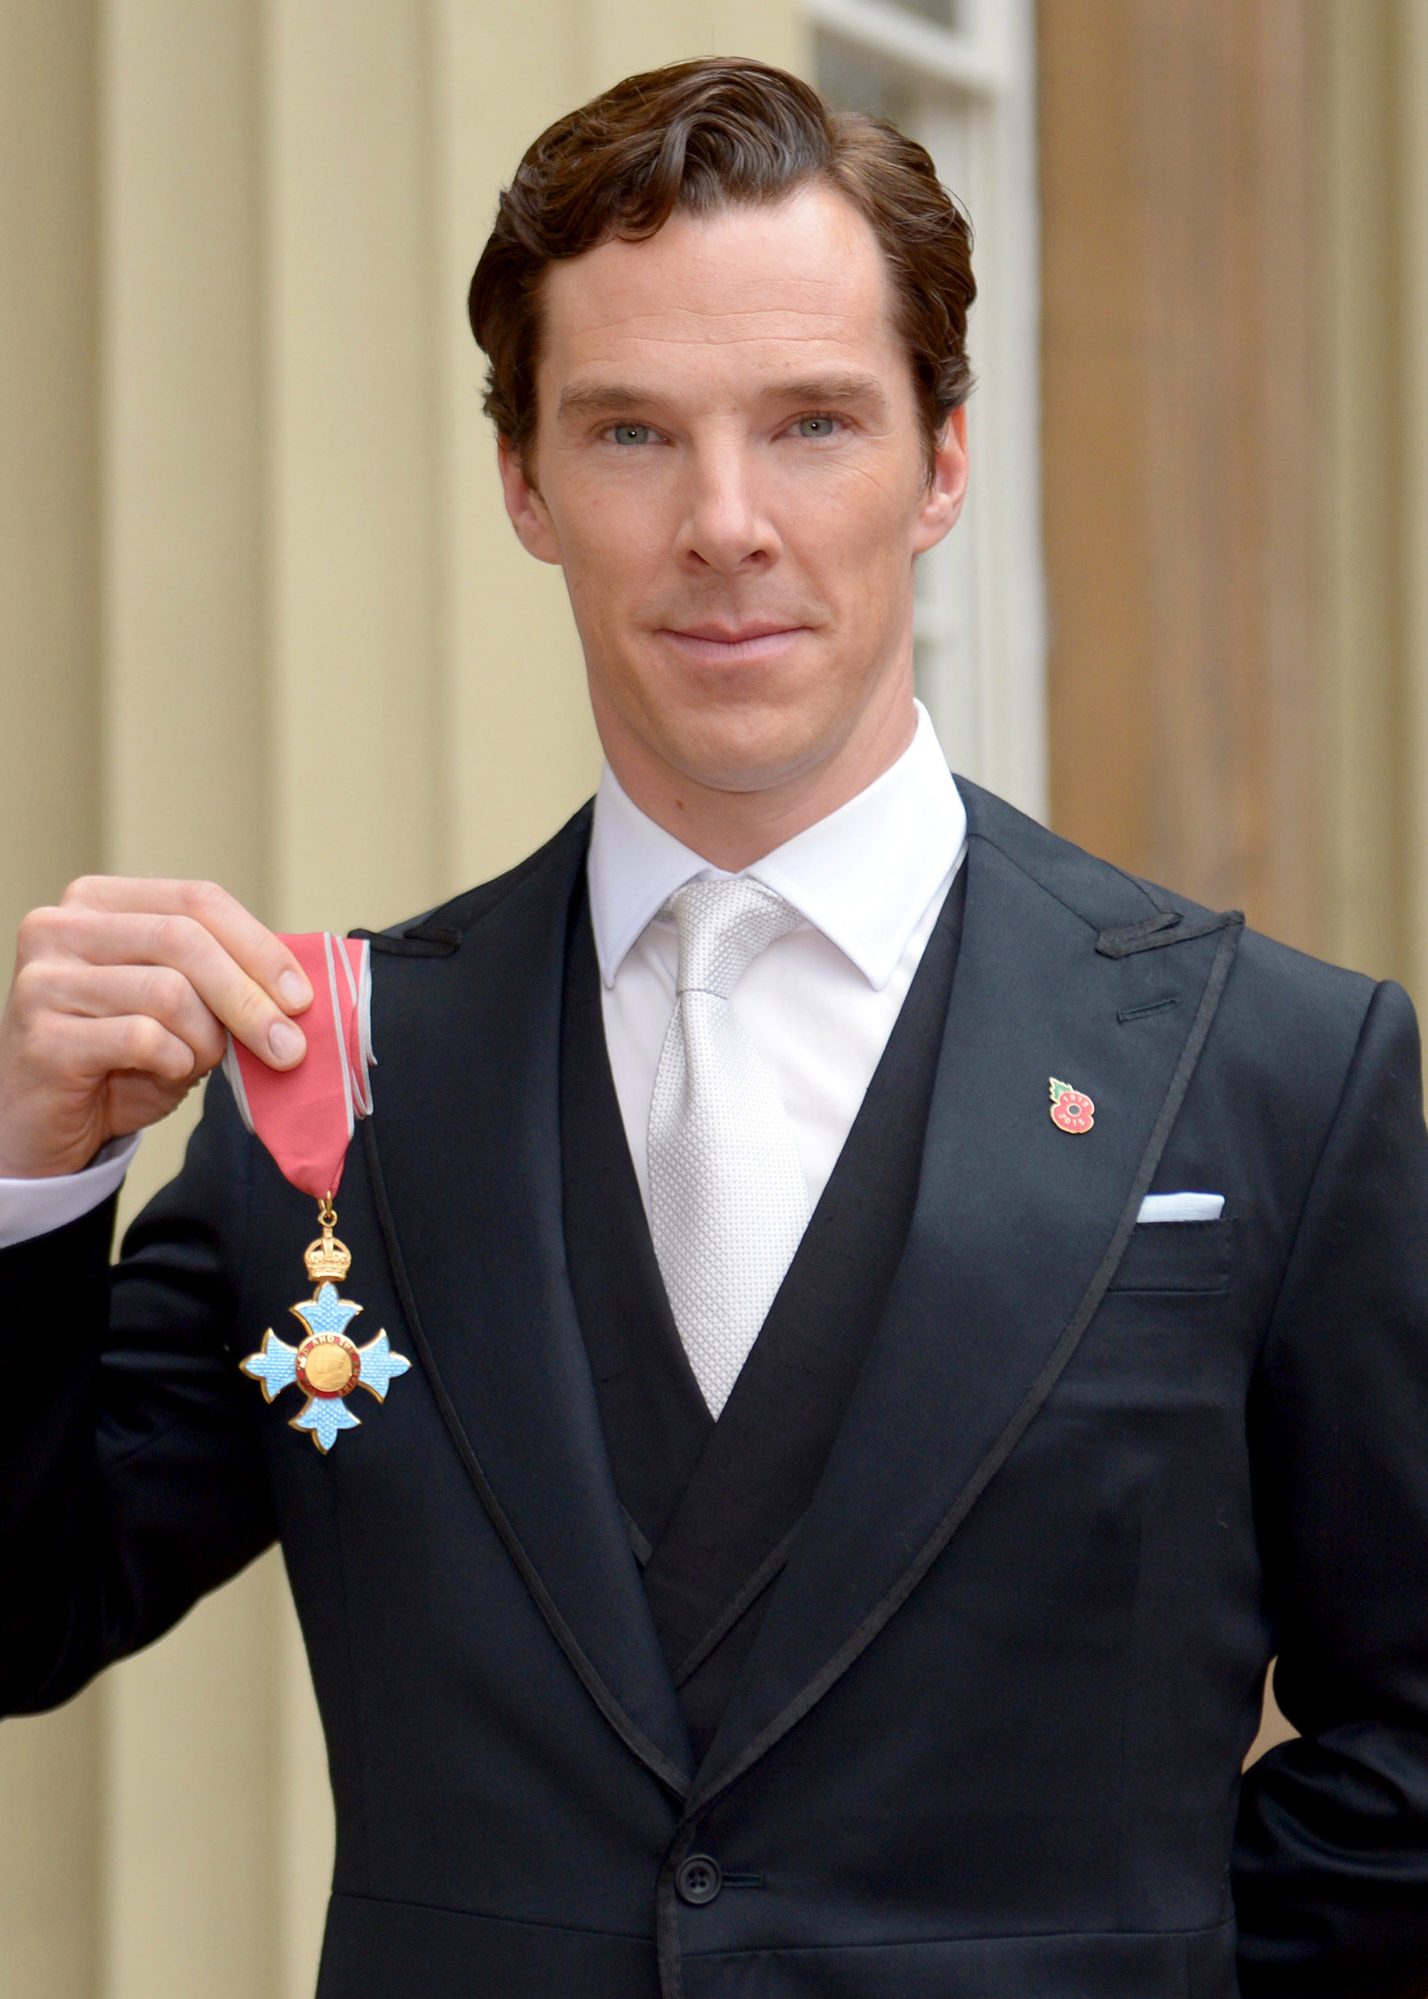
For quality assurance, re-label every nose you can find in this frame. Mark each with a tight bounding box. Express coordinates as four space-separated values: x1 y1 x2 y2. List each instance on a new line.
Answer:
674 440 780 575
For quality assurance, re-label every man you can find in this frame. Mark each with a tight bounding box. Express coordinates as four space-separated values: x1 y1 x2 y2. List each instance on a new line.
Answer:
2 55 1427 1999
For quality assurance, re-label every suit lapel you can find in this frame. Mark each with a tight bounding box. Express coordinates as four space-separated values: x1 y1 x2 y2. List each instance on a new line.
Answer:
359 811 694 1798
693 787 1242 1806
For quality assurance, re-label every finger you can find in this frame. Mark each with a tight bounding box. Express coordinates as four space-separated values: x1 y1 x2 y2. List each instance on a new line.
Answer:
23 960 230 1076
44 1008 205 1091
37 906 307 1070
59 877 313 1015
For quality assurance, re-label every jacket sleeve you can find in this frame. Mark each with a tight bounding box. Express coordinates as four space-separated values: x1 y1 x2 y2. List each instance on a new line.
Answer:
1235 979 1428 1998
0 1070 275 1716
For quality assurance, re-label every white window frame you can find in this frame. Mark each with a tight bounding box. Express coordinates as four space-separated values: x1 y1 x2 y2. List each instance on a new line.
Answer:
807 0 1046 818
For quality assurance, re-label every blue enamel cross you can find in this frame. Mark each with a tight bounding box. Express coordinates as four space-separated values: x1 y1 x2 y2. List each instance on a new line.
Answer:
242 1272 412 1454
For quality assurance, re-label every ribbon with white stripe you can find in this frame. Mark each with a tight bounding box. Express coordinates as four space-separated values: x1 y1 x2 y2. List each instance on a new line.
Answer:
222 932 375 1201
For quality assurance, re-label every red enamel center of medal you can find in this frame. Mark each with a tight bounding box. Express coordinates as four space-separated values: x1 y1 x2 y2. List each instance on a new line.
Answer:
295 1332 363 1399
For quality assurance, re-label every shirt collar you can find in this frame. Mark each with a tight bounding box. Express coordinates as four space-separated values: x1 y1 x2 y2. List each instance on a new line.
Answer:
588 701 967 992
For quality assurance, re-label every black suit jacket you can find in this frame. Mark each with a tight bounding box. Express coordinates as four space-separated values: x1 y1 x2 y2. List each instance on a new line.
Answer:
3 779 1428 1999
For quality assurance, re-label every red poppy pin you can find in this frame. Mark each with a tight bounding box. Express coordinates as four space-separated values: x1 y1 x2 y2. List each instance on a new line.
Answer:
1049 1077 1095 1134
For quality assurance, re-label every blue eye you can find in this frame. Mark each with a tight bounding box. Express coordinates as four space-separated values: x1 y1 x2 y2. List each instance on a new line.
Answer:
608 423 655 446
794 414 840 439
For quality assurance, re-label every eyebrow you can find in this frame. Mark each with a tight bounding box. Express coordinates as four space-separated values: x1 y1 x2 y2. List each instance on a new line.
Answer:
556 384 662 425
767 374 892 418
555 372 893 426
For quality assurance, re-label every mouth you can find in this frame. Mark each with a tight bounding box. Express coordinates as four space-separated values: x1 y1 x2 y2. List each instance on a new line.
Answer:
657 623 808 666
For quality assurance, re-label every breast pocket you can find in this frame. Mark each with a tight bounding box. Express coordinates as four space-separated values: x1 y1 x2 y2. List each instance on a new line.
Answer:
1107 1218 1233 1294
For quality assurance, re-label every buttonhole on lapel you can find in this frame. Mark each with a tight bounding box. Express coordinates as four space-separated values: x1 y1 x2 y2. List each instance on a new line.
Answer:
1117 995 1181 1025
721 1872 766 1890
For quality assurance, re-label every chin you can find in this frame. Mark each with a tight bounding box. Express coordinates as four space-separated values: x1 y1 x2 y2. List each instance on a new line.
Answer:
661 720 836 798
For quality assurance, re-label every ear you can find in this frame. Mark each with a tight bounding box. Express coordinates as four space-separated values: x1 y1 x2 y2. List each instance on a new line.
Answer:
497 437 563 566
911 405 969 556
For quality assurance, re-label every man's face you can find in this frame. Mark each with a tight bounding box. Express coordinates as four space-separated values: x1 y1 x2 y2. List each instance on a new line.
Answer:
499 183 968 812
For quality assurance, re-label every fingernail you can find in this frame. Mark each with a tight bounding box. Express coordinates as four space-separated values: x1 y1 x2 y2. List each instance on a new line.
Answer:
278 970 311 1010
269 1019 306 1064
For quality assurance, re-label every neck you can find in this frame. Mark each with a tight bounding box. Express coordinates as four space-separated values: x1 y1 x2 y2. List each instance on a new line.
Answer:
605 698 919 872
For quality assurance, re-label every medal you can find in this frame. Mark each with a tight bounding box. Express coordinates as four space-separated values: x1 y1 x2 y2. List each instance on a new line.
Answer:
240 1194 410 1453
228 932 411 1451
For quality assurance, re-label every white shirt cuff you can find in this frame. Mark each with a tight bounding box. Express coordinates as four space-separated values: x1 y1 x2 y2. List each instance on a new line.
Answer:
0 1133 141 1250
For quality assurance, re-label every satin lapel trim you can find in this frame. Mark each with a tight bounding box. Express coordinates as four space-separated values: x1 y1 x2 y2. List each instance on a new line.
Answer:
361 816 693 1797
692 829 1242 1807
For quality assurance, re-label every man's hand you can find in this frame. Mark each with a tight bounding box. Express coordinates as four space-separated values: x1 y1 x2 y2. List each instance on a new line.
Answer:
0 878 313 1179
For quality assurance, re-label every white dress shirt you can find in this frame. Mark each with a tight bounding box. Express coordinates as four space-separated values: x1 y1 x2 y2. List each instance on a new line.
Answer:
592 700 965 1213
0 702 966 1248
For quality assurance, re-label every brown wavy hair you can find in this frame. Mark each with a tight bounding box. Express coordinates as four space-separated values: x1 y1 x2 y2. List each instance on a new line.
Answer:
467 56 975 478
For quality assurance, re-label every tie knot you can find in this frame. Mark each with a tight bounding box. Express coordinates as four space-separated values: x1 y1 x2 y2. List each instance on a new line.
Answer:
665 877 802 999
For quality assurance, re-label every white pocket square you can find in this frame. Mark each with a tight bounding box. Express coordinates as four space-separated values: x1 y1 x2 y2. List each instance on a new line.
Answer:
1137 1192 1225 1224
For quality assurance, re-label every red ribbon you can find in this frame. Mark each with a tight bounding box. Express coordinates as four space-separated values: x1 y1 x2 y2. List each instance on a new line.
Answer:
223 933 374 1202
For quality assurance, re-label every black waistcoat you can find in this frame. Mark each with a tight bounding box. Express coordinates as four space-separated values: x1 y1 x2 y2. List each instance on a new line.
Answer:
560 868 965 1763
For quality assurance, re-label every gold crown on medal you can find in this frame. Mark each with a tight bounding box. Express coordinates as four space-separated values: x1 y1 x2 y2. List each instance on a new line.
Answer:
304 1229 353 1285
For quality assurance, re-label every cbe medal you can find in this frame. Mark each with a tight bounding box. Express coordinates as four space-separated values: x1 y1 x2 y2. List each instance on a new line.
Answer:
239 1194 410 1453
227 932 410 1453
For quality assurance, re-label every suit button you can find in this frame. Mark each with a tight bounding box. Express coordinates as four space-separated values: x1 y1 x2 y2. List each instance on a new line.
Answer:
676 1854 723 1906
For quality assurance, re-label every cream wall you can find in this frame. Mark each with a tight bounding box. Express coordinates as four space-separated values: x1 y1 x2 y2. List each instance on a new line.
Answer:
0 4 801 1994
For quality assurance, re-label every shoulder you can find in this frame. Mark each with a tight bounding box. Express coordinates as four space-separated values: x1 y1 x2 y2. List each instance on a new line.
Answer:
956 774 1389 1064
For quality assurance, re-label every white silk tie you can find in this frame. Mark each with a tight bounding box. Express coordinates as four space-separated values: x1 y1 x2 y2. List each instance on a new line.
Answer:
647 878 811 1418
